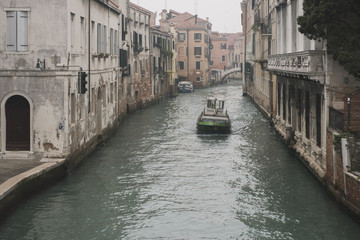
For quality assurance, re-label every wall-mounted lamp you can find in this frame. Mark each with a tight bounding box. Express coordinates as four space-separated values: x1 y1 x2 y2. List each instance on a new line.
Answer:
36 58 46 70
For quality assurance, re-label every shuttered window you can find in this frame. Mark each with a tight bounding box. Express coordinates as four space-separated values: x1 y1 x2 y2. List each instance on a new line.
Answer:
114 30 118 55
70 13 75 49
80 17 85 50
103 25 107 54
110 28 114 55
97 23 102 54
6 11 28 52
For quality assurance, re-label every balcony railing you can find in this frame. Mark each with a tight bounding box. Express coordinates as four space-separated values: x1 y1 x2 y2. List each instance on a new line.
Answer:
267 50 325 82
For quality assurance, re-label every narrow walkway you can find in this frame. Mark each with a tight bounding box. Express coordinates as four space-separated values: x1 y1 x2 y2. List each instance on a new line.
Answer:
0 158 43 185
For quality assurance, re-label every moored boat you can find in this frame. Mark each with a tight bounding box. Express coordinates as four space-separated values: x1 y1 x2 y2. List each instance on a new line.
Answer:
197 97 231 134
177 81 194 93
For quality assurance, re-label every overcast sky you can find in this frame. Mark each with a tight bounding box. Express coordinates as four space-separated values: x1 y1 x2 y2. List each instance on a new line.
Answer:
131 0 243 33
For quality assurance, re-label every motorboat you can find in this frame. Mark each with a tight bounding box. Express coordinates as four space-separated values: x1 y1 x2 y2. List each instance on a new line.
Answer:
196 97 231 134
177 81 194 93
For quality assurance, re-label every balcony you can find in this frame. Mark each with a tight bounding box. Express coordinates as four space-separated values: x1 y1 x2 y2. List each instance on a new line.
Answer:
267 50 325 83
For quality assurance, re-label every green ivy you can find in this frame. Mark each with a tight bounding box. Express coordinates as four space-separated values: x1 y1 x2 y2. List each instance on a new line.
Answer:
297 0 360 80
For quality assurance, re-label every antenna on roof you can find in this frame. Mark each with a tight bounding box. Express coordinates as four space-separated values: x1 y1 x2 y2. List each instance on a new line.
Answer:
165 0 167 10
194 0 198 15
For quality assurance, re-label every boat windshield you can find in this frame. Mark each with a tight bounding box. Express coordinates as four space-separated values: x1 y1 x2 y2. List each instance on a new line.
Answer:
207 99 217 109
217 100 225 109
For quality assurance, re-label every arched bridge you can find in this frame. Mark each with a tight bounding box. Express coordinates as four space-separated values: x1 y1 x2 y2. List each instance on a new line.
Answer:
221 68 242 81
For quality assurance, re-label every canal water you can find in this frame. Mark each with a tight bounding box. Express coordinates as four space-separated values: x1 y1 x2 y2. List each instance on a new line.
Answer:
1 81 360 239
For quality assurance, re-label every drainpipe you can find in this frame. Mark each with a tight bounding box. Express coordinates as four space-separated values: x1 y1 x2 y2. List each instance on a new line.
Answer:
88 0 91 114
347 97 351 129
148 15 152 100
241 1 247 96
187 29 190 82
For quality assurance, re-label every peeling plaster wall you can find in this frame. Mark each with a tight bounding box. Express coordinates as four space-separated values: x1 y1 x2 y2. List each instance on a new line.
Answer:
0 0 123 158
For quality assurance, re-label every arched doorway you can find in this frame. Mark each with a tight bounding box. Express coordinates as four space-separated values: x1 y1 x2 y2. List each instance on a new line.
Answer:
5 95 30 151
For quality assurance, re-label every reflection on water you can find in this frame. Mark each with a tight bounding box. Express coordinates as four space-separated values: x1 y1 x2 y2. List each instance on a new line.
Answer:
1 81 360 240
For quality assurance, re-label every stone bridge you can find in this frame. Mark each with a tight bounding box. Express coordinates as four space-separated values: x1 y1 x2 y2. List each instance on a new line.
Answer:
221 68 242 81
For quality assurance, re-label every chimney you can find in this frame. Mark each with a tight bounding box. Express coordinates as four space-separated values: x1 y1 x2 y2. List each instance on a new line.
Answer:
160 9 167 23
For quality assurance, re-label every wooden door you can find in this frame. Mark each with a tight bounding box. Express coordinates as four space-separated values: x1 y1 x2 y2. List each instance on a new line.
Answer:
5 95 30 151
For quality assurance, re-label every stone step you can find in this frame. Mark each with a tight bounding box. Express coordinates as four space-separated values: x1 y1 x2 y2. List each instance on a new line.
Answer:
1 152 32 160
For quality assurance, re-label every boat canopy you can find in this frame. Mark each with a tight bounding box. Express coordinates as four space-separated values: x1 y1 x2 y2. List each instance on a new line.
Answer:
204 97 227 116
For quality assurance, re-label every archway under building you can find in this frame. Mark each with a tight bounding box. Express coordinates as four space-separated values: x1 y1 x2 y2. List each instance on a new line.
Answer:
4 95 30 151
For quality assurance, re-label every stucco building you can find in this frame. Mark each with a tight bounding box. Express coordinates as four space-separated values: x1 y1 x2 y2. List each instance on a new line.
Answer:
160 10 212 88
150 25 176 99
127 2 153 110
0 0 126 161
242 0 360 216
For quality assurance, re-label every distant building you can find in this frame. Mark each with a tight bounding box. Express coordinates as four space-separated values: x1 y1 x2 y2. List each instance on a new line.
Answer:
150 25 175 99
128 2 153 110
210 32 243 84
160 10 212 88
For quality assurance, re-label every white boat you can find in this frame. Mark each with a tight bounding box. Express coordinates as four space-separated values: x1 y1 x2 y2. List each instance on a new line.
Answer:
197 97 231 134
177 81 194 93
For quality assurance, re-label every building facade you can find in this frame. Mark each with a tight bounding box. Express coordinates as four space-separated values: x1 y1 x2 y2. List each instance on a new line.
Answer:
127 2 153 110
160 10 212 88
150 25 175 99
242 0 360 216
0 0 124 161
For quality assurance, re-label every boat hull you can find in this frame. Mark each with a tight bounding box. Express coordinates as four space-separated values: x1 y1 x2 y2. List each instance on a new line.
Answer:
178 89 194 93
196 114 231 134
196 123 231 134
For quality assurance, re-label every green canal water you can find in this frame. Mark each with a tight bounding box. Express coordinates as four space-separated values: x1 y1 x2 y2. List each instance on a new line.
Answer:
1 81 360 239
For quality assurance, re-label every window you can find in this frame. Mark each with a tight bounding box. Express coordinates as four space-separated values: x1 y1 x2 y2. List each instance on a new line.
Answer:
194 47 202 56
179 61 184 70
121 14 126 41
114 30 118 55
196 61 200 70
7 11 29 52
80 17 85 50
119 49 128 68
194 33 202 41
196 77 201 82
222 56 226 62
178 33 185 42
103 25 107 53
110 28 114 54
134 32 139 51
97 23 102 54
221 43 227 49
91 21 95 53
139 34 143 47
135 61 138 73
70 13 75 49
153 56 156 72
